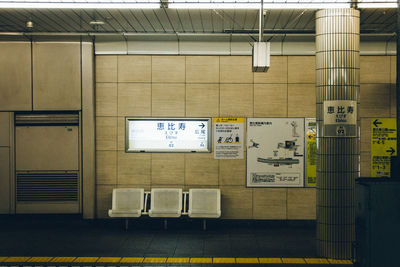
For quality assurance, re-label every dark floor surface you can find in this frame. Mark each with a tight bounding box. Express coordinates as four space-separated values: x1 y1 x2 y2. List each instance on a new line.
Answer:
0 215 317 258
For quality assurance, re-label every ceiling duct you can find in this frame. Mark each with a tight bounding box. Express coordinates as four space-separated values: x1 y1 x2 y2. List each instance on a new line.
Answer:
252 0 270 72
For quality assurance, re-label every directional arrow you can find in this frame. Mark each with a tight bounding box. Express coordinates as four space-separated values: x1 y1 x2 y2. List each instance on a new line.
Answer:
199 123 205 129
386 147 396 155
373 119 382 128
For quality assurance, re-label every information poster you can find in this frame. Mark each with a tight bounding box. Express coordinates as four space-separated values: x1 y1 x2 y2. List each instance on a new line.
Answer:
305 118 316 187
371 118 397 177
247 118 305 187
126 118 211 152
213 118 244 159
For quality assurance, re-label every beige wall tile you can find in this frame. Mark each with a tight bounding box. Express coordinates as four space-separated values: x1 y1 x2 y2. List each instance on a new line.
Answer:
151 154 185 185
96 151 117 185
391 84 397 117
152 56 185 83
288 84 316 117
220 186 253 219
96 56 117 82
96 117 117 151
96 83 117 116
360 84 391 117
390 56 396 84
0 112 10 147
253 188 287 219
117 152 151 185
287 188 316 220
254 56 287 84
117 184 151 191
360 151 370 177
219 154 246 186
220 56 253 83
185 153 218 186
118 55 151 82
254 84 287 117
220 84 253 117
360 56 390 84
186 84 219 117
288 56 315 83
117 117 126 151
186 56 219 83
96 185 114 218
360 118 371 153
118 83 151 116
152 83 185 116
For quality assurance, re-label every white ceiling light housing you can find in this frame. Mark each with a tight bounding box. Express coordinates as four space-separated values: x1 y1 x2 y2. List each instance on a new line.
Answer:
0 0 160 9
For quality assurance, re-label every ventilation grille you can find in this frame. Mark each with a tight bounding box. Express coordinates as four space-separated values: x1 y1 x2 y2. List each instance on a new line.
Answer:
17 172 79 202
15 113 79 126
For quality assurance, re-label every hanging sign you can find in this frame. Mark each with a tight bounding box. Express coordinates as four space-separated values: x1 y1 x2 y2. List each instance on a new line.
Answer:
213 118 244 159
323 100 357 137
371 118 397 177
305 118 317 187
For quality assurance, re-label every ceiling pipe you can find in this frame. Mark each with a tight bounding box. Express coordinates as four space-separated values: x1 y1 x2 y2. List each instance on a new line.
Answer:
0 32 395 37
259 0 264 42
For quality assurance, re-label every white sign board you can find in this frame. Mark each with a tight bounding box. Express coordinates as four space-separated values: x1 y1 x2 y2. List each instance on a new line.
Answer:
323 100 357 137
126 118 211 152
247 118 305 187
213 118 244 159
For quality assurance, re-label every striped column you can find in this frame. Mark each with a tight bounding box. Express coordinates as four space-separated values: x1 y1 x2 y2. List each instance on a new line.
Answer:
315 9 360 259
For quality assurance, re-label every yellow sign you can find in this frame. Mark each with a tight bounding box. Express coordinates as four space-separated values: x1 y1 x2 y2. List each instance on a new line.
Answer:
305 119 317 186
371 118 397 177
213 117 244 123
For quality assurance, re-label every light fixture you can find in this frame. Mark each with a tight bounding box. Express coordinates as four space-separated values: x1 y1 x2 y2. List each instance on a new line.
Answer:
89 20 105 25
0 1 160 9
25 21 33 28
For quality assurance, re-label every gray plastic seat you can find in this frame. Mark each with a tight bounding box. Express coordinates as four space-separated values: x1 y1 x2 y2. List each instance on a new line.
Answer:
149 188 182 218
108 188 144 218
188 189 221 218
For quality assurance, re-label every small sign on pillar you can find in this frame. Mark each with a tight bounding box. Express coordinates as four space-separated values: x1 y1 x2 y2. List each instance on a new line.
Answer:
323 100 357 137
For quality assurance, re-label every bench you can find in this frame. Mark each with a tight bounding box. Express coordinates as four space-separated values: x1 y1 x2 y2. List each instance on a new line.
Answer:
108 187 221 230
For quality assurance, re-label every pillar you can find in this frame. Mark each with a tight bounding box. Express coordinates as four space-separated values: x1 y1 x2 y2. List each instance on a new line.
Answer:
315 9 360 259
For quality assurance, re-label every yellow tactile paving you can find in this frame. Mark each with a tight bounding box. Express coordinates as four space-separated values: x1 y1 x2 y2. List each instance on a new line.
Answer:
143 257 167 263
282 258 306 264
4 257 31 262
97 257 121 263
305 258 330 264
166 257 190 263
236 258 259 264
120 257 144 263
328 259 353 264
213 257 236 264
28 257 53 262
259 258 283 264
190 257 213 263
73 257 99 263
51 257 77 262
0 257 8 262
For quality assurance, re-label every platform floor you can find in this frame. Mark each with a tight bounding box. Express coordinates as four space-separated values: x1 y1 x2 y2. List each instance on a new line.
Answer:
0 216 352 266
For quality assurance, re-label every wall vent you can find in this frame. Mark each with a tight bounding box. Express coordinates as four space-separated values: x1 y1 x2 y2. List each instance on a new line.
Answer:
15 113 79 126
16 172 79 202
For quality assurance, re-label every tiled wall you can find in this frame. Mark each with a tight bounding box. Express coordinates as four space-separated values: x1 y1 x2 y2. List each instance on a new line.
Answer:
95 55 396 219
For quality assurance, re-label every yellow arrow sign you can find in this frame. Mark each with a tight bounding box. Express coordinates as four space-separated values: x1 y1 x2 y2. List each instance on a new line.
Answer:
371 118 397 177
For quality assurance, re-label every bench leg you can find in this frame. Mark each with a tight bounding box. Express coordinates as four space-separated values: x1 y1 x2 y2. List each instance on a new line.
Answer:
125 219 129 231
203 219 207 231
164 219 168 230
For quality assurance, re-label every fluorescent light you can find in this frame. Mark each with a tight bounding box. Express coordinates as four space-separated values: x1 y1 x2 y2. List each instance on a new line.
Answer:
168 3 351 9
0 1 159 9
357 0 398 8
168 1 351 9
